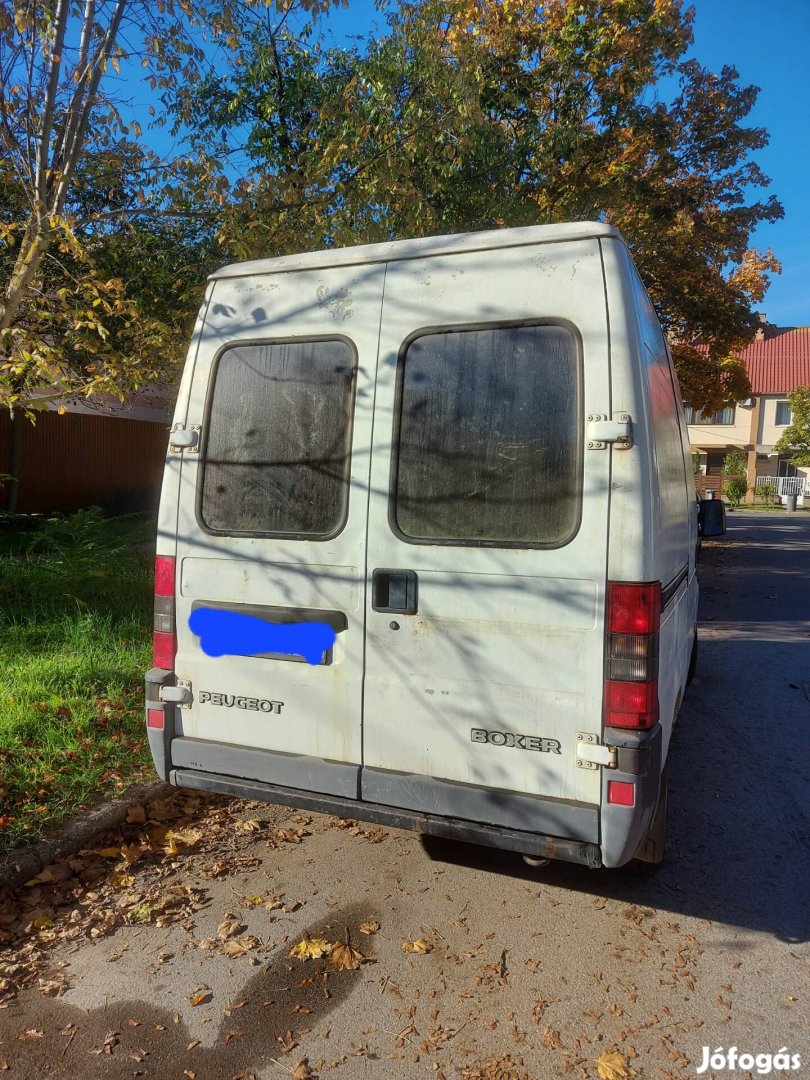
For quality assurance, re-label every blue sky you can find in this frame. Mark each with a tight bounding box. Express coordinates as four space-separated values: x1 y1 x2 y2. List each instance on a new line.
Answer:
124 1 808 326
687 0 810 326
314 0 810 328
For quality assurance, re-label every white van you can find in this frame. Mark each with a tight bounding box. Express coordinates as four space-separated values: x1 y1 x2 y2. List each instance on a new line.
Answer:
146 222 700 870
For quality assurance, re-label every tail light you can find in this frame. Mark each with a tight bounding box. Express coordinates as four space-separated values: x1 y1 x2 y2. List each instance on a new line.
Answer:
604 581 660 729
153 555 177 669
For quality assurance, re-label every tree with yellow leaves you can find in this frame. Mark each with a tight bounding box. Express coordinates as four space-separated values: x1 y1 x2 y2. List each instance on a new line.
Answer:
0 0 338 510
181 0 781 412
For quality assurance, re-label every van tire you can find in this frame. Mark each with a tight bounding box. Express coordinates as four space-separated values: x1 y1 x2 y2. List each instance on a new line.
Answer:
686 628 698 687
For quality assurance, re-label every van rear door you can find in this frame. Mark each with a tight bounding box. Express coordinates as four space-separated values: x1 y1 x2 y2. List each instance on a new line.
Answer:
361 239 610 838
170 264 384 798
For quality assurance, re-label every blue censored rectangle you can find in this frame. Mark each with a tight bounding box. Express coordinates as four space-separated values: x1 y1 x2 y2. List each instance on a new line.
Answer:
189 607 336 666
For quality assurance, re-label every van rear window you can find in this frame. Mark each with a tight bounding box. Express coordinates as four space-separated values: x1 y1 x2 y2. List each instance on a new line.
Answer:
201 339 355 537
393 324 581 546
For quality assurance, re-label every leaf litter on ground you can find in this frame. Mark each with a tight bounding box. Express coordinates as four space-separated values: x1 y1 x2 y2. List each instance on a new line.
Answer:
0 790 296 1004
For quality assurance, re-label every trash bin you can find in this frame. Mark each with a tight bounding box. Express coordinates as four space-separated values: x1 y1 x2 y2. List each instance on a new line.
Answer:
785 493 798 512
699 498 726 536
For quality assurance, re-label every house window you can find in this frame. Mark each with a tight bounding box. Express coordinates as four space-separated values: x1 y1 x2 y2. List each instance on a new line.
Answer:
684 405 736 425
775 401 792 426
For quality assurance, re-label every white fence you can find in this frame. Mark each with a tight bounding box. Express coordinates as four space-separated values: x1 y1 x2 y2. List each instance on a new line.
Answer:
755 475 808 497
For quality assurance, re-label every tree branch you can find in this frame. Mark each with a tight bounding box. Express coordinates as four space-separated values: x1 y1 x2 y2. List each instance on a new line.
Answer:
36 0 70 207
53 0 128 217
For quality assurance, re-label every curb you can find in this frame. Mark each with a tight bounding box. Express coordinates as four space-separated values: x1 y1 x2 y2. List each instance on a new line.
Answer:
0 780 170 893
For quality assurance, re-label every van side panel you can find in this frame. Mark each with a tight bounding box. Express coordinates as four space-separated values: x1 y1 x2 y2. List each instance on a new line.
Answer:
599 238 698 866
598 239 657 584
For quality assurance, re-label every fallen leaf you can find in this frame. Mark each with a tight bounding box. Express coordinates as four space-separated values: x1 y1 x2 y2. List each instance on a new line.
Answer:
217 915 245 939
359 920 380 936
402 938 432 954
126 805 146 825
223 935 260 958
597 1049 634 1080
120 844 142 865
236 819 263 833
290 937 333 961
292 1059 313 1079
540 1026 563 1050
88 1030 119 1056
97 847 122 859
18 1029 44 1040
189 991 212 1007
38 974 68 997
275 828 309 844
109 873 135 890
363 827 388 843
187 1040 200 1051
329 932 365 971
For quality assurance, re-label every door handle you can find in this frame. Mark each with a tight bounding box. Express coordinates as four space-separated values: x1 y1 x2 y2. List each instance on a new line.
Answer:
372 569 418 614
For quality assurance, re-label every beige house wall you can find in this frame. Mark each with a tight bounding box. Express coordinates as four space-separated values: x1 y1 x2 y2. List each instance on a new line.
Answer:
686 396 803 503
686 404 751 452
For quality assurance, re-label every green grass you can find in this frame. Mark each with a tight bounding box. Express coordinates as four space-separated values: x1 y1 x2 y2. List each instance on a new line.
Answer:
0 509 155 856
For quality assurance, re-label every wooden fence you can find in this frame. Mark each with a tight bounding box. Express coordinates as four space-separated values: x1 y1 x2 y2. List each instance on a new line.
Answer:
0 410 169 515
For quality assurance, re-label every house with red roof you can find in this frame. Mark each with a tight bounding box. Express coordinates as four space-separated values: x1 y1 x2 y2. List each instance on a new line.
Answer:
687 322 810 504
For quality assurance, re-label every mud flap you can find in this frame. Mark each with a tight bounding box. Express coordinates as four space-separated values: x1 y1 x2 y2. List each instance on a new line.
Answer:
145 667 176 782
599 724 663 868
635 761 668 864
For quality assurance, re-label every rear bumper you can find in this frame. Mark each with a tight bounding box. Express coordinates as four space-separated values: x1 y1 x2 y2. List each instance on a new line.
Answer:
169 767 603 868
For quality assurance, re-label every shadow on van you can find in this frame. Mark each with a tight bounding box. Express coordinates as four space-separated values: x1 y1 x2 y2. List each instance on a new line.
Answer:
421 518 810 945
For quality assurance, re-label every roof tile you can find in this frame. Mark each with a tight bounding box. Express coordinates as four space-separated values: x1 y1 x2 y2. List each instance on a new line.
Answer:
738 327 810 394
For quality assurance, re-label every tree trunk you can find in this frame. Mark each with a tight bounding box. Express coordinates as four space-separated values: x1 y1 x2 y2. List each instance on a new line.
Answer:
5 408 22 513
0 215 52 332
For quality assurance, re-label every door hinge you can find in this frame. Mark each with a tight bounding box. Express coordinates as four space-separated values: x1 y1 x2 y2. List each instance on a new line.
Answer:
169 425 200 453
576 732 618 770
160 680 193 708
587 414 632 450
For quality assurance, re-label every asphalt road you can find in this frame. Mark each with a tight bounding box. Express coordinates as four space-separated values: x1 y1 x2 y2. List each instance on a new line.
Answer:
1 511 808 1079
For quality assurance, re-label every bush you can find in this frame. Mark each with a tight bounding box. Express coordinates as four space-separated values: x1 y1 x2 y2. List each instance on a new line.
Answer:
725 478 748 508
756 481 778 505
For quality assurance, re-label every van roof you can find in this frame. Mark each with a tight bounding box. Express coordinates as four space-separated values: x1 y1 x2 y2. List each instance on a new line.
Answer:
210 221 621 280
